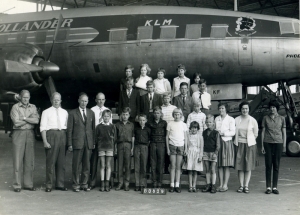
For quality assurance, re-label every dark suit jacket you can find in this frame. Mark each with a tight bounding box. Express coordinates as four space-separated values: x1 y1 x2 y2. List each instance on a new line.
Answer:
139 93 162 115
173 94 193 122
67 108 95 150
119 89 140 118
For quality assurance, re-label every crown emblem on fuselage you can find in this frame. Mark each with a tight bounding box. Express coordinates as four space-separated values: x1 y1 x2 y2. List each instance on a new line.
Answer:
235 17 257 37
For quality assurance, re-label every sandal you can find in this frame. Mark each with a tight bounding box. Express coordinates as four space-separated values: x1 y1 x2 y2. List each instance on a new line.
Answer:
243 186 250 194
188 187 193 193
220 187 228 192
216 186 222 192
237 186 244 193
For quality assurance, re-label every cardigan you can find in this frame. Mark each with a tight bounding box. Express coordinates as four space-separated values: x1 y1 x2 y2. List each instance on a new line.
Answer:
215 114 236 142
234 115 258 146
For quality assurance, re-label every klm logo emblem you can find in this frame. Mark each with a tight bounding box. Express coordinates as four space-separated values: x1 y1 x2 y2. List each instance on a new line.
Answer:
145 19 172 26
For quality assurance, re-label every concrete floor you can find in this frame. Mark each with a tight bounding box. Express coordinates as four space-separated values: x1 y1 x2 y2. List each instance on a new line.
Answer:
0 130 299 215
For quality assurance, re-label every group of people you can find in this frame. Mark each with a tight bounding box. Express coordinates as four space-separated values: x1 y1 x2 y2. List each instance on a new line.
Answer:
9 63 286 196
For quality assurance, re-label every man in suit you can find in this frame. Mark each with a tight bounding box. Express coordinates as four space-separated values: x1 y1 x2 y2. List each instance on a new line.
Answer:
139 80 162 121
67 93 95 192
173 82 193 122
119 77 140 122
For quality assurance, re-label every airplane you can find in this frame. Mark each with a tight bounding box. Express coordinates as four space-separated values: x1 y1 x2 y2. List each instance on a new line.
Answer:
0 6 299 155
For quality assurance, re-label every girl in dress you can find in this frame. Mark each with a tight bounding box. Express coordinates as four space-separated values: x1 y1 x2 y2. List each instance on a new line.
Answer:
172 64 190 98
190 72 201 96
186 121 204 192
153 68 171 96
135 64 152 96
120 65 134 92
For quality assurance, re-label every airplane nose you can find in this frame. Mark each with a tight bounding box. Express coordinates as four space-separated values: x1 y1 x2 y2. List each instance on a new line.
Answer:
38 61 59 73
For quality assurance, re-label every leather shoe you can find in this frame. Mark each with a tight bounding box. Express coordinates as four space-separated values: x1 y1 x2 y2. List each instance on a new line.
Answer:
265 189 271 194
202 184 211 192
175 187 181 193
24 187 36 191
169 187 174 193
73 188 80 192
115 183 123 191
55 187 68 191
272 189 279 194
124 185 130 191
83 187 91 192
45 188 52 192
14 188 21 192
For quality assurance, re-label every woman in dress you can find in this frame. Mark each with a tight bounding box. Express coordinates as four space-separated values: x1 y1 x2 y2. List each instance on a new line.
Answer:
261 100 286 195
135 64 152 96
215 103 235 192
171 64 190 98
235 101 258 194
153 68 171 96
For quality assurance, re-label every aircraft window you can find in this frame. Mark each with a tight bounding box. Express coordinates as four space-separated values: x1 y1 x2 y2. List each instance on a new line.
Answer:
17 32 28 43
293 22 300 34
279 21 294 34
210 24 229 39
160 26 178 39
108 28 128 42
35 30 47 43
137 26 153 40
185 24 202 39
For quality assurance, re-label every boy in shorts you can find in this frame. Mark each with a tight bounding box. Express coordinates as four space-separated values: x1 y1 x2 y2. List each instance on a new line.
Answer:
202 114 220 194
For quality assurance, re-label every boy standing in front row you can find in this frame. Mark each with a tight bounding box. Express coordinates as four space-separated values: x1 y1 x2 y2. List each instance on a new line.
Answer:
115 107 134 191
134 114 151 191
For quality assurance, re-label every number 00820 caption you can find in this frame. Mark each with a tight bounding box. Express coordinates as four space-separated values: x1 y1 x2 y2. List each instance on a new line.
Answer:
141 188 167 195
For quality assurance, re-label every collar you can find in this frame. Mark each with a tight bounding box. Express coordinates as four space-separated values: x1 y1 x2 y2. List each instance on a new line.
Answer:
121 121 131 125
268 113 279 118
176 76 186 80
127 88 132 92
18 102 31 108
162 103 171 107
193 110 202 114
52 106 61 110
101 122 111 125
79 107 86 111
181 94 187 98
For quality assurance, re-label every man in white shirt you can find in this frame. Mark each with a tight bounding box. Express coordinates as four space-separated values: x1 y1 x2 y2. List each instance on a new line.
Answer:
90 92 111 189
40 92 68 192
192 79 211 115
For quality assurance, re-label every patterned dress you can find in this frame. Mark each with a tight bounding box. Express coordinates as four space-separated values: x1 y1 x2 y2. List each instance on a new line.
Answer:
186 133 203 171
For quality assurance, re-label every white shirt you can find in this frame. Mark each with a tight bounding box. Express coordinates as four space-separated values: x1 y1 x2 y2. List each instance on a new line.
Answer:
167 121 188 147
91 105 112 126
215 114 236 141
135 75 152 90
148 92 154 100
161 104 177 124
79 107 87 121
192 91 211 109
172 76 190 97
186 111 207 133
40 106 68 132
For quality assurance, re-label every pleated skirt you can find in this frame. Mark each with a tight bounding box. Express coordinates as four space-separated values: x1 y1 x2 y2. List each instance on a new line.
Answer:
218 139 235 167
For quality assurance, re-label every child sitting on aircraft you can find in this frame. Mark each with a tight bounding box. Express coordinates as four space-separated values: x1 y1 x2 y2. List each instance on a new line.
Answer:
172 64 190 98
202 114 220 194
95 109 116 192
192 79 211 115
166 108 188 193
190 72 201 96
135 64 153 96
120 65 135 92
153 68 171 96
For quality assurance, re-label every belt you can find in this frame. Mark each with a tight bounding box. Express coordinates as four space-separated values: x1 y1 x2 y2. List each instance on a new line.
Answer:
49 129 66 131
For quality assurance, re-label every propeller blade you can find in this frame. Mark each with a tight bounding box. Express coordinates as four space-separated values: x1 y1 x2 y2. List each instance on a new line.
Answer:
4 60 42 73
47 14 64 61
44 76 57 99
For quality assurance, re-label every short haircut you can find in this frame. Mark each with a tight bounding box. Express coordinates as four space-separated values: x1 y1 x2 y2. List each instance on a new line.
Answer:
153 106 163 118
102 109 112 117
206 114 215 121
198 79 207 85
51 92 61 100
162 94 171 99
140 64 151 74
193 102 201 107
146 80 154 87
96 92 105 99
79 92 88 99
172 108 183 117
180 82 188 88
177 64 186 73
218 103 229 112
122 107 131 114
20 89 30 97
193 72 201 80
138 114 147 120
189 121 200 130
126 77 134 83
157 68 166 76
239 101 251 112
269 100 280 111
125 65 134 71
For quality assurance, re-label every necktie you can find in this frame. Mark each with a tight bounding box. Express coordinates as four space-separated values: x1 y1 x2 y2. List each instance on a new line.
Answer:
82 109 87 123
199 93 204 108
182 96 185 106
149 93 153 110
56 108 61 130
99 108 103 124
127 90 131 98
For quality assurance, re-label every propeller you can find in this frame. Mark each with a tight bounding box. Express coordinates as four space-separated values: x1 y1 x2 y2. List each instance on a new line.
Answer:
47 14 63 61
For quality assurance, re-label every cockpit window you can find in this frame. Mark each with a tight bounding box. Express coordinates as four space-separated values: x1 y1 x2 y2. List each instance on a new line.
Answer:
185 24 202 39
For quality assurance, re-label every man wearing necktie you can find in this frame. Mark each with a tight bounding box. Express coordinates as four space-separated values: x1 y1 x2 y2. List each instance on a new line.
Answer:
173 82 193 122
191 79 211 115
119 77 140 123
40 92 68 192
139 80 162 122
67 93 95 192
90 92 111 189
